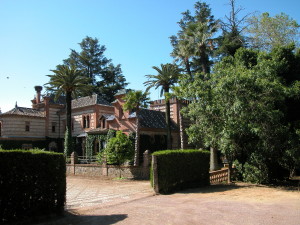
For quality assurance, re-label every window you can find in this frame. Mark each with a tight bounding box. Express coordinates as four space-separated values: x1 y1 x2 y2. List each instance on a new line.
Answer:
25 121 30 132
86 115 90 128
52 122 56 133
0 121 2 136
83 116 86 128
102 118 106 129
82 115 90 128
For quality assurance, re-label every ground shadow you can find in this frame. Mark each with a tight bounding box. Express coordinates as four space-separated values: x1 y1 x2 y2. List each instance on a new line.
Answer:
33 211 128 225
177 183 259 195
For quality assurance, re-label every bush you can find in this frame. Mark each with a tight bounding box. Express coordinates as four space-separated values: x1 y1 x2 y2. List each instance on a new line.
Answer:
151 149 210 194
0 150 66 224
97 131 134 165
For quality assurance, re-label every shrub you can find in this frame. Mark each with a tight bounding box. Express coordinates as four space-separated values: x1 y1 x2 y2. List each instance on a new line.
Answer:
97 131 134 165
151 149 210 194
0 150 66 224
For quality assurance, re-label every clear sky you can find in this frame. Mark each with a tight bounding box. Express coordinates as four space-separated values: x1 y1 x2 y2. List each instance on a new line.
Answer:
0 0 299 113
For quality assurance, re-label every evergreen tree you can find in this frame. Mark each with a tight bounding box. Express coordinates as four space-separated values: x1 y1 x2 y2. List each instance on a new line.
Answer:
170 1 219 75
63 36 128 102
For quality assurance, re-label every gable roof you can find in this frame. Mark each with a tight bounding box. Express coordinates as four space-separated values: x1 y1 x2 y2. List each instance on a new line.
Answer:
72 94 112 109
1 106 45 118
129 109 177 130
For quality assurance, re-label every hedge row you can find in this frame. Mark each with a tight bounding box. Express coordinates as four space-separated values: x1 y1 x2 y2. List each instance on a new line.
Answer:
0 150 66 224
0 138 64 152
151 149 210 194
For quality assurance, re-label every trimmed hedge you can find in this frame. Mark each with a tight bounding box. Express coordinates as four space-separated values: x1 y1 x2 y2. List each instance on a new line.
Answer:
0 138 64 152
151 149 210 194
0 150 66 224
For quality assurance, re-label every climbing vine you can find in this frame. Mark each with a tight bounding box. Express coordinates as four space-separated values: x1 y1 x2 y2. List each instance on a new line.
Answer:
85 129 116 160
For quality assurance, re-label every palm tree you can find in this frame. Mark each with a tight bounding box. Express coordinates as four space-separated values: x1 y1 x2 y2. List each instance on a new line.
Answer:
144 64 181 149
45 65 92 155
185 21 218 74
123 90 150 166
171 39 194 77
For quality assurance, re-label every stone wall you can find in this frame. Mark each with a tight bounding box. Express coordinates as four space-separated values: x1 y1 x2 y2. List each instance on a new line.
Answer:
66 164 149 179
66 150 151 179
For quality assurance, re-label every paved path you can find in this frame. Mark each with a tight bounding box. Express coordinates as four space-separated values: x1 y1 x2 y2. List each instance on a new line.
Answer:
38 177 300 225
66 176 154 210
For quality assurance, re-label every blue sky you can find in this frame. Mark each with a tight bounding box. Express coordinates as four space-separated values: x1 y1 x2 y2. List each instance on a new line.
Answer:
0 0 300 112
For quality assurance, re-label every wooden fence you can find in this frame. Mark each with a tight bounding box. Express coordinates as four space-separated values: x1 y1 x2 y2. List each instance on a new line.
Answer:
210 168 229 184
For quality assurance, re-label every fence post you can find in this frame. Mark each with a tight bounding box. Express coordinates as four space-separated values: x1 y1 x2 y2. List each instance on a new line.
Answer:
102 156 108 176
152 155 159 194
143 150 150 179
71 152 78 175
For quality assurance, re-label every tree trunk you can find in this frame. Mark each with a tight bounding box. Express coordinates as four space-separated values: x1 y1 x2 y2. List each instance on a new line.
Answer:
165 93 172 149
199 45 209 74
134 113 140 166
178 100 185 149
185 58 192 78
228 161 233 183
65 91 72 156
210 146 219 171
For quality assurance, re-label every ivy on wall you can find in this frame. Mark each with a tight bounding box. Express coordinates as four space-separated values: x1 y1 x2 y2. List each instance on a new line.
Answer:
85 129 116 160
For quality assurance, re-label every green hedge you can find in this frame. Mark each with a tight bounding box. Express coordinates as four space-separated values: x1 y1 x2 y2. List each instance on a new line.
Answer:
151 149 210 194
0 138 64 152
0 150 66 224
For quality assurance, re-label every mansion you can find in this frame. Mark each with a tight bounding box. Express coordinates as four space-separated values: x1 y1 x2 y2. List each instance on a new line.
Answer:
0 86 188 157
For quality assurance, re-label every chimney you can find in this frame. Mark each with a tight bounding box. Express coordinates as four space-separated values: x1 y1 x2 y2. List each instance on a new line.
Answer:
34 86 43 104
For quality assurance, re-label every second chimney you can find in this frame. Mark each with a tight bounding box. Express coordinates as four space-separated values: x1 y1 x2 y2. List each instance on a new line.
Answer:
34 86 43 104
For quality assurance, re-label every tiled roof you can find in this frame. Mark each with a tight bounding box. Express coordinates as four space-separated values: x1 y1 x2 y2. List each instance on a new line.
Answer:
1 106 45 117
101 114 115 121
72 94 112 109
47 95 66 104
130 109 177 130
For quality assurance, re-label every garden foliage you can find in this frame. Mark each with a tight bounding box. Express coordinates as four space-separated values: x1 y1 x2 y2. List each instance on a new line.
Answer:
0 150 66 224
97 131 134 165
151 149 210 194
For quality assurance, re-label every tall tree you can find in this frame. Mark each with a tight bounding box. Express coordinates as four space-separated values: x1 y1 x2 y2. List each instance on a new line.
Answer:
63 36 127 101
217 0 249 57
122 90 150 166
144 64 181 149
178 47 300 183
45 65 92 155
97 63 128 102
246 12 300 51
170 1 219 75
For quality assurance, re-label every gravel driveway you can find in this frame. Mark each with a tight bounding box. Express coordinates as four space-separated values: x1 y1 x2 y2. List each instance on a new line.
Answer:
38 176 300 225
